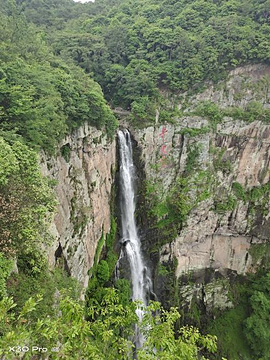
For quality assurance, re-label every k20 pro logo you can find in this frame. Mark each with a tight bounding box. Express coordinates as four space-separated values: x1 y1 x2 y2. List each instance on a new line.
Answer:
9 345 59 353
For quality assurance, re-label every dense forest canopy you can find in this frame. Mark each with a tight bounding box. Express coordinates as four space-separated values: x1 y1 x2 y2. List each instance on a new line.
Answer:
0 0 117 153
0 0 270 359
18 0 270 115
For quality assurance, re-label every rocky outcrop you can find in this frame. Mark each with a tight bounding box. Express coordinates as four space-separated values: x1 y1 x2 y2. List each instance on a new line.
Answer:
135 119 269 276
40 123 116 288
185 63 270 110
133 64 270 285
172 234 255 277
179 278 234 313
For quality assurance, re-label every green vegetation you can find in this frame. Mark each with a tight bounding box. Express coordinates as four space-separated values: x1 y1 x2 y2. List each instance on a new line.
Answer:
146 170 214 246
206 273 270 360
245 273 270 359
0 0 269 358
0 288 218 360
157 263 170 276
0 0 118 153
0 137 55 265
226 102 270 123
61 144 71 162
7 267 81 322
249 243 270 266
248 182 270 215
0 3 118 358
96 260 110 283
105 216 118 275
185 144 201 173
146 177 193 244
0 254 13 298
115 278 132 306
210 146 232 174
214 180 270 216
193 100 270 125
214 194 237 214
179 127 210 137
86 217 118 309
13 0 269 126
214 181 270 216
193 102 223 129
208 304 252 359
231 182 246 201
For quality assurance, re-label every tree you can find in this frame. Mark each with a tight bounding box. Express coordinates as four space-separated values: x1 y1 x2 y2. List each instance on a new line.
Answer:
0 5 118 152
0 288 217 360
18 0 269 126
245 273 270 359
0 137 55 268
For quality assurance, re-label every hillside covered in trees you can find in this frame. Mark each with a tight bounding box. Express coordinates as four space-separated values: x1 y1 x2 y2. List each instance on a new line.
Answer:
22 0 270 120
0 0 269 359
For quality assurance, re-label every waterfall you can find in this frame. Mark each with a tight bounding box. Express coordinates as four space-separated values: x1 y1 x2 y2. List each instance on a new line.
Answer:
118 129 152 346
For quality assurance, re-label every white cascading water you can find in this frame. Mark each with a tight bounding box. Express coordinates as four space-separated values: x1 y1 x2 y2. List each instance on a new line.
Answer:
118 129 152 347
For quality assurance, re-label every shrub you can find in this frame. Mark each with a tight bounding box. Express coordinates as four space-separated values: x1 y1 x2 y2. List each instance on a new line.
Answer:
96 260 110 284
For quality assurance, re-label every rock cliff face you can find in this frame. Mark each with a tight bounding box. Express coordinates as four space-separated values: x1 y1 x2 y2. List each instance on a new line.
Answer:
132 64 270 307
186 63 270 111
135 119 269 272
39 64 269 305
40 123 116 288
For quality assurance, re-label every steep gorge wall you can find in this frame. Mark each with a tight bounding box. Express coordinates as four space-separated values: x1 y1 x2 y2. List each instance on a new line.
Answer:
132 64 270 308
40 123 116 288
135 119 269 273
38 64 269 303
